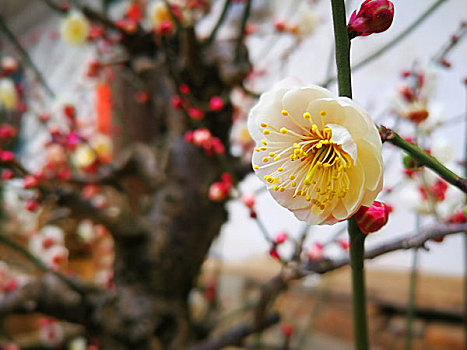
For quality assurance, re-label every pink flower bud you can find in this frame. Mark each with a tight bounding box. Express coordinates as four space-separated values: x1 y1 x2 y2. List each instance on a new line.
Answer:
179 84 190 95
23 175 40 189
241 192 256 208
171 95 183 109
274 231 288 245
209 96 224 111
0 150 14 162
354 201 390 234
348 0 394 38
63 104 76 119
1 169 14 180
0 124 18 139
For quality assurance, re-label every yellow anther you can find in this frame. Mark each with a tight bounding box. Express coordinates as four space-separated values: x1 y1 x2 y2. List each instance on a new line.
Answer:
254 148 261 152
267 177 274 183
281 110 289 117
294 149 301 155
253 165 259 170
277 167 284 172
290 154 296 161
274 185 279 191
274 156 281 161
269 152 275 157
262 140 268 145
260 122 267 127
279 187 285 192
320 110 327 117
264 175 270 180
291 181 296 187
293 143 300 149
303 112 311 119
280 127 288 134
263 129 270 135
289 174 295 180
304 179 311 186
260 147 267 151
262 157 269 163
323 127 332 134
305 195 311 201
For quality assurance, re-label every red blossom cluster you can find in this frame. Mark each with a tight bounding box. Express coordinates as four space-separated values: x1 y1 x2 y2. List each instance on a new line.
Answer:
184 128 225 155
208 173 233 202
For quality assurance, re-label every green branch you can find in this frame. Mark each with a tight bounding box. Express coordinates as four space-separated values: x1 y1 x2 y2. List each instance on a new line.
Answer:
379 126 467 193
348 218 369 350
330 0 352 98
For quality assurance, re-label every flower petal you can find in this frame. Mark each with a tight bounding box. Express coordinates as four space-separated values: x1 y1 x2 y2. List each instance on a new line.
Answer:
327 123 357 164
342 161 365 214
248 88 289 143
357 139 384 191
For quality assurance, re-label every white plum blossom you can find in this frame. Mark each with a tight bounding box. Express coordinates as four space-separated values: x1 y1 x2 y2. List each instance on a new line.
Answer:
248 80 383 225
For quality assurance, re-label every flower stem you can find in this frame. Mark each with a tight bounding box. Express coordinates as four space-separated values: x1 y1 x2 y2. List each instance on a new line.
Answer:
348 217 369 350
330 1 369 348
330 0 352 98
379 126 467 193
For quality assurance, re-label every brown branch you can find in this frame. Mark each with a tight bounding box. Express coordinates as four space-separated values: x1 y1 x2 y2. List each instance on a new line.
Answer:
305 222 467 274
188 313 280 350
0 273 93 325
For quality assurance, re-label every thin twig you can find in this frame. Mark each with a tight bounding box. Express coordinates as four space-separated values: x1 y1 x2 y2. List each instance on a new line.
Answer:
0 15 55 97
206 0 232 45
304 222 467 274
189 313 280 350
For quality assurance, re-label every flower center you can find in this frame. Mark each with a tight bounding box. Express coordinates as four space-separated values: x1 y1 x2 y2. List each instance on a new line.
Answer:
255 109 354 210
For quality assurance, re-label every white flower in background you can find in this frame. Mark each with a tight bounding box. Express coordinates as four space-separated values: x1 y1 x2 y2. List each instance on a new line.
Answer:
148 1 172 29
293 2 319 37
248 80 383 225
72 144 96 169
60 12 90 45
0 78 18 111
69 337 87 350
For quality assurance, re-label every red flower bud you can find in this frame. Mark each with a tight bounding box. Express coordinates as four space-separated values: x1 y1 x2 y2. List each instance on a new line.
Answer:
188 107 204 120
25 199 40 212
280 324 293 338
1 169 14 180
0 124 18 139
269 248 280 260
241 192 256 208
348 0 394 38
354 201 390 234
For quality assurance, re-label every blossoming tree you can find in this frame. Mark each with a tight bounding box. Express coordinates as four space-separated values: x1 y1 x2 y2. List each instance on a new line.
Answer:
0 0 465 349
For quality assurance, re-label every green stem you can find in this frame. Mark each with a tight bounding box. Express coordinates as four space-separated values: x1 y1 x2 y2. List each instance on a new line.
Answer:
323 0 449 88
330 0 352 98
379 126 467 193
234 0 252 62
206 0 232 45
0 15 55 98
330 1 368 348
348 217 369 350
